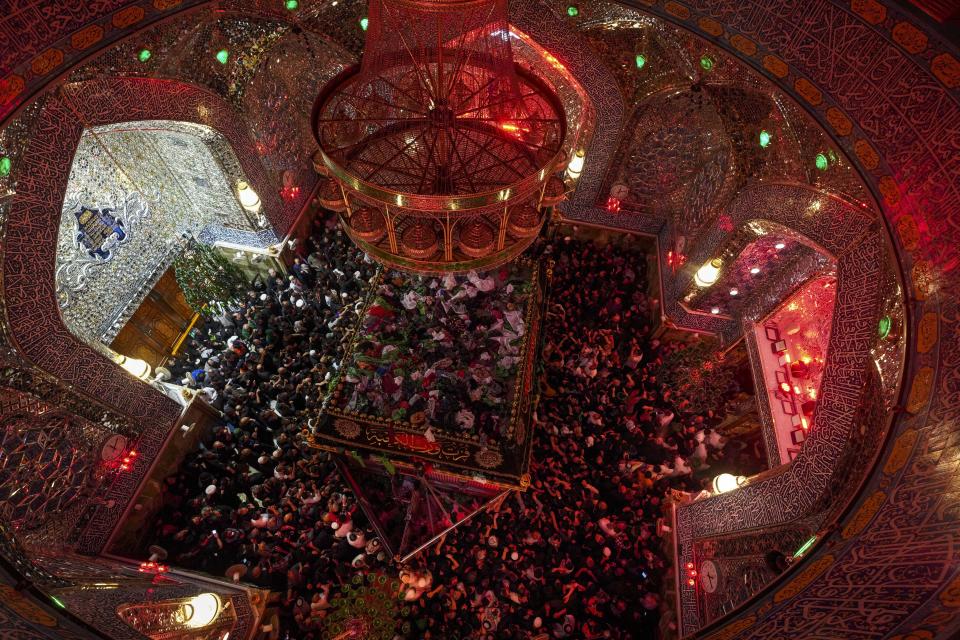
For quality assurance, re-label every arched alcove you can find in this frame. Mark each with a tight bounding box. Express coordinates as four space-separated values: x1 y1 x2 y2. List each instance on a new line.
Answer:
56 120 275 354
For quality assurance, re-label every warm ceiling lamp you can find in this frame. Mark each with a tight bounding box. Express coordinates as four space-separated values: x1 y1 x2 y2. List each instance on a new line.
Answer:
313 0 566 274
236 181 261 212
113 353 152 380
694 258 722 288
712 473 745 494
180 593 222 628
565 149 585 179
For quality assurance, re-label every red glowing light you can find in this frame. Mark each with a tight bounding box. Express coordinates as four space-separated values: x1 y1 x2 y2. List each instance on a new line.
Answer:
497 122 530 136
780 382 791 393
543 52 565 70
129 450 138 457
686 562 694 570
606 196 621 213
687 578 696 587
690 570 697 577
667 250 683 271
138 561 169 574
280 185 301 201
120 464 130 471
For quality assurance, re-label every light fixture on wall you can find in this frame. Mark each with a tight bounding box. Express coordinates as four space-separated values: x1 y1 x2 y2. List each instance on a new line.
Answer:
236 181 261 213
711 473 745 494
113 353 152 380
566 149 585 179
694 258 722 288
181 593 222 628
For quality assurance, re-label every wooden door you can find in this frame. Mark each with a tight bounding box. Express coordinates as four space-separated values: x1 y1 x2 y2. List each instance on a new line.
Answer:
110 268 199 368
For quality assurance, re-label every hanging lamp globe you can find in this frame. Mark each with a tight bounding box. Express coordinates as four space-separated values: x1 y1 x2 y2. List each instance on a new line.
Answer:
459 218 496 259
313 0 566 274
540 175 568 208
318 178 348 212
507 203 542 238
350 206 388 243
400 220 440 260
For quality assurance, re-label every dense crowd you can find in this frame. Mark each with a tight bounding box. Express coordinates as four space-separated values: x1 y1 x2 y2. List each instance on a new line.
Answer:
340 264 533 443
151 217 738 639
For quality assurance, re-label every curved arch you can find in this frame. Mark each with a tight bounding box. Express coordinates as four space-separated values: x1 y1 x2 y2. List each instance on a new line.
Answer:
667 181 887 628
658 180 875 336
2 76 292 553
613 85 736 235
679 217 838 324
510 0 628 214
610 2 957 638
57 120 275 343
3 76 285 429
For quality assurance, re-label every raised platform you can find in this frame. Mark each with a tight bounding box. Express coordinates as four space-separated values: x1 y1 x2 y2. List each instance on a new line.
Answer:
309 258 549 489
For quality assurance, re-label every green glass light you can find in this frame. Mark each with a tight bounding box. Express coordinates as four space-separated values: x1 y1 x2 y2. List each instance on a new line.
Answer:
794 535 818 558
0 156 11 178
285 0 299 9
815 153 829 171
759 130 771 148
138 48 151 63
215 49 229 64
567 5 579 17
360 17 369 31
50 596 66 609
700 55 714 71
878 315 892 339
635 54 646 69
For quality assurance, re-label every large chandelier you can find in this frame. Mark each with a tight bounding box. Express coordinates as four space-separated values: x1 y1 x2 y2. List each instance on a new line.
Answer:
312 0 566 274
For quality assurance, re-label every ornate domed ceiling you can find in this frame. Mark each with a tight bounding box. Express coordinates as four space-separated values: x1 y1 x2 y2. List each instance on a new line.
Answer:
1 0 877 239
0 1 957 640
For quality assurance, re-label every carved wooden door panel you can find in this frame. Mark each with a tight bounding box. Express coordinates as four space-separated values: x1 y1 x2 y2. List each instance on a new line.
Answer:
110 269 198 368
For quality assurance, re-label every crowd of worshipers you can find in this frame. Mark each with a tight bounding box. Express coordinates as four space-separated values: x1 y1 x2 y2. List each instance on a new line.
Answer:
152 217 737 639
341 265 533 443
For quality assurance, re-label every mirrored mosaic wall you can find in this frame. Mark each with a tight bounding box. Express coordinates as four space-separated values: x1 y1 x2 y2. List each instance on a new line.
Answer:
56 121 263 343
